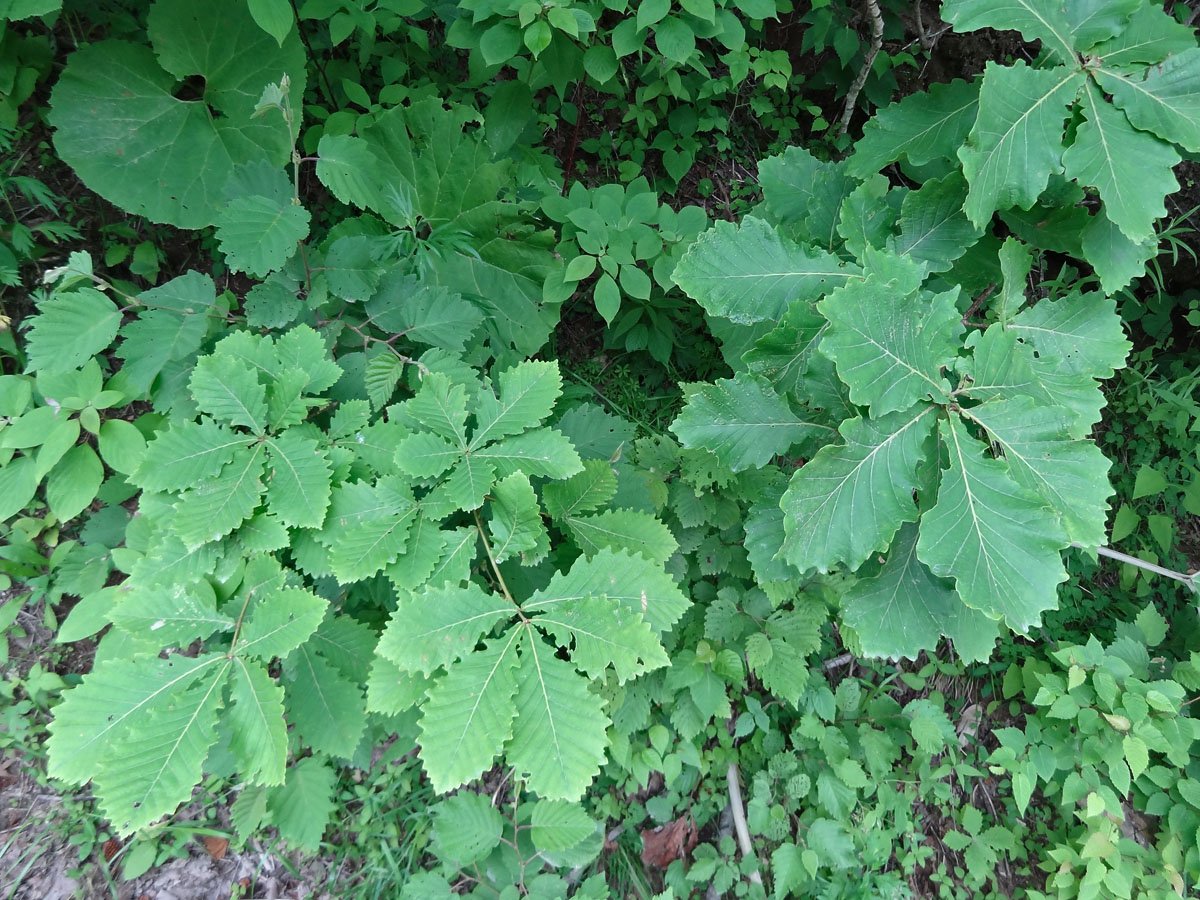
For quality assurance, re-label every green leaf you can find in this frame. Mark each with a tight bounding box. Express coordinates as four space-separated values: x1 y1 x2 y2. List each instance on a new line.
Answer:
108 580 234 648
654 16 695 64
742 300 827 398
432 792 505 865
757 146 855 238
285 645 366 758
399 372 469 446
46 654 226 786
966 397 1113 547
96 668 225 835
529 800 596 852
394 432 461 478
594 273 621 325
263 431 332 528
247 0 293 44
941 0 1076 63
780 404 938 574
235 586 328 661
378 583 514 676
564 509 677 565
227 657 287 786
489 472 550 564
25 288 121 374
535 595 668 684
189 355 267 433
1009 290 1131 383
364 353 404 411
470 360 562 450
45 444 103 521
1096 48 1200 152
959 62 1082 227
0 456 40 521
890 172 981 272
508 631 609 800
1061 84 1178 243
215 195 309 277
542 459 617 521
1081 208 1157 295
327 485 418 583
366 657 428 715
418 630 521 793
1065 0 1139 49
172 444 267 547
524 548 689 635
1123 734 1148 779
267 757 335 852
670 373 824 472
48 0 305 228
848 78 980 176
432 457 497 513
672 217 860 324
366 277 485 353
916 414 1069 631
817 278 961 416
117 273 213 393
325 235 382 302
132 419 247 492
842 523 999 663
1092 3 1196 66
474 428 583 479
314 134 379 210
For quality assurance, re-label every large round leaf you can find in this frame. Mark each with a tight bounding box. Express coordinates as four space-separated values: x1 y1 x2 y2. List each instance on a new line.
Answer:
49 0 305 228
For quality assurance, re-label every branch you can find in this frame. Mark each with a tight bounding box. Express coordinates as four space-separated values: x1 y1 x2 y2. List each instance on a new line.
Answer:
837 0 885 136
1084 543 1199 594
726 763 764 886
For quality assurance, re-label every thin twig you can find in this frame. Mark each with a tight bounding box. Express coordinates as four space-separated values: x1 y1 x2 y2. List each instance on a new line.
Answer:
1085 544 1199 593
725 763 764 886
838 0 885 136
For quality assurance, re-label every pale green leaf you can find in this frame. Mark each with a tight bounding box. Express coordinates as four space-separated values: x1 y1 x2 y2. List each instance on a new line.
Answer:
1092 4 1196 66
274 325 341 393
429 457 496 514
397 372 469 446
965 396 1113 547
959 62 1082 227
45 444 103 521
523 548 689 636
247 0 293 45
365 274 486 353
228 657 287 786
542 459 617 521
263 431 332 528
378 582 514 676
328 485 418 583
671 217 860 324
0 458 39 521
941 0 1076 62
215 195 309 277
384 514 449 592
189 355 267 433
96 668 225 835
1065 0 1139 50
742 301 828 399
98 419 147 475
1096 48 1200 152
1081 208 1157 295
432 792 505 865
958 326 1048 406
848 78 979 176
394 431 461 479
324 234 380 302
817 279 961 416
315 134 380 210
426 526 479 588
365 353 404 411
108 580 233 647
1008 290 1131 383
235 586 328 660
172 443 266 547
841 523 999 663
488 472 549 565
565 509 677 565
365 656 428 715
46 653 227 786
474 428 583 479
266 757 335 852
996 236 1032 324
780 404 938 574
529 800 597 852
507 632 609 801
670 373 824 472
535 595 668 684
266 368 315 432
117 272 213 394
470 360 562 450
285 645 366 758
916 415 1069 631
1061 83 1178 243
25 288 121 374
418 630 521 793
